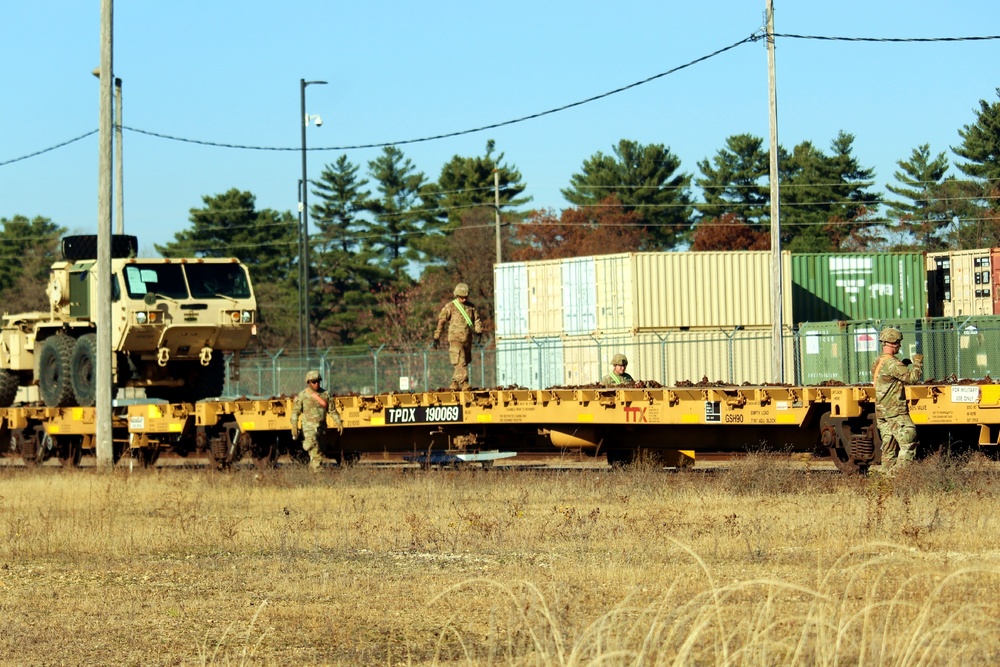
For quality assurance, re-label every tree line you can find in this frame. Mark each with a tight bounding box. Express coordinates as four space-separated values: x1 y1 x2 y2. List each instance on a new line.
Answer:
4 90 1000 351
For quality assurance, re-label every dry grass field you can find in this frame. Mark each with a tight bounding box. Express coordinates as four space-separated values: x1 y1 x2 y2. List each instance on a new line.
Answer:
3 454 1000 666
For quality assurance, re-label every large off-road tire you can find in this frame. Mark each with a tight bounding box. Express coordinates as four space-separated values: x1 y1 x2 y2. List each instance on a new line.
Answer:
0 369 19 407
70 334 98 407
38 334 77 407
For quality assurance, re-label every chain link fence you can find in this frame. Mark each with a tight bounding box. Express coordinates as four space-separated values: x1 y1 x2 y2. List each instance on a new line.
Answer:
221 317 1000 397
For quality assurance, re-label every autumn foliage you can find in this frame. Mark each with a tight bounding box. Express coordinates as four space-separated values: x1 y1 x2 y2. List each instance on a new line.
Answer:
510 196 649 261
690 212 770 251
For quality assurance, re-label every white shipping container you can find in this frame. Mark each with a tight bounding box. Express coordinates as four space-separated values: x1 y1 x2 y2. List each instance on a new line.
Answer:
496 337 564 389
494 263 528 337
562 256 597 335
558 328 795 387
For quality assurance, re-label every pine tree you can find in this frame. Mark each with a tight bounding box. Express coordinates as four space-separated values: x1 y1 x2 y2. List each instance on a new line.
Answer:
695 134 771 229
886 144 950 250
562 139 692 249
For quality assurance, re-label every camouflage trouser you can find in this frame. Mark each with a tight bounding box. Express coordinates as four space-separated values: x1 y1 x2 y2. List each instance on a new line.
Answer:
448 341 472 389
877 413 917 469
301 423 324 471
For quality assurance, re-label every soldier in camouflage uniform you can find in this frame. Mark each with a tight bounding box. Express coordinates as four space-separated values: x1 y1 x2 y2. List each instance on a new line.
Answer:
433 283 483 390
872 327 923 472
601 353 634 387
290 370 343 471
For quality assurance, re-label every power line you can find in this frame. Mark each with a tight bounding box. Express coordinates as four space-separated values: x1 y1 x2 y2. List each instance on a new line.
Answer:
0 130 98 167
774 33 1000 44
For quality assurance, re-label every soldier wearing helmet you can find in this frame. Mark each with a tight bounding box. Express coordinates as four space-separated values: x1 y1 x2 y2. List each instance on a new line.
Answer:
601 353 634 387
433 283 484 390
290 370 344 471
872 327 924 473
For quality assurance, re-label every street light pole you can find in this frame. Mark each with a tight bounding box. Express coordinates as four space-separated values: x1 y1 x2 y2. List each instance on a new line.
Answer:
300 78 326 364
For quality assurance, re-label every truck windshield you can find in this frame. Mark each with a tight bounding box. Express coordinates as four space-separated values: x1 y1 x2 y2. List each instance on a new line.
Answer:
186 263 252 299
123 264 189 299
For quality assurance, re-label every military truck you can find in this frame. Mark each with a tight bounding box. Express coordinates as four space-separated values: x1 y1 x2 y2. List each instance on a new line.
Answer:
0 235 258 407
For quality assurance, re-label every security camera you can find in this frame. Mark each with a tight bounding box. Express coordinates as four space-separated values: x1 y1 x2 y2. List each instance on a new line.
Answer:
314 115 323 127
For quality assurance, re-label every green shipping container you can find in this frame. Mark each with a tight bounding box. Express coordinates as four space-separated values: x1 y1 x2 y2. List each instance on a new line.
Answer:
798 321 851 385
927 316 1000 381
791 253 927 324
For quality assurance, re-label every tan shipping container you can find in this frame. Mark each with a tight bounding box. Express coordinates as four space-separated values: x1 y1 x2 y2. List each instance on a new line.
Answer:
526 260 564 336
592 251 792 332
927 249 996 317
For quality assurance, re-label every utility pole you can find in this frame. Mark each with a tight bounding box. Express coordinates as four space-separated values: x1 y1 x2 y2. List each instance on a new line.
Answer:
494 169 502 264
96 0 114 468
114 77 123 234
766 0 785 383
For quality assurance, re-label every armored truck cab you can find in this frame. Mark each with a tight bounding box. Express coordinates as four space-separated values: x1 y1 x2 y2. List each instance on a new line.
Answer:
0 235 258 407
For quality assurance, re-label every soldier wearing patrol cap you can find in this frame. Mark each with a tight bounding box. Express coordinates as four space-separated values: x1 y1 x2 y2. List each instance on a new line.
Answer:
601 353 634 387
433 283 484 390
872 327 924 473
290 370 343 471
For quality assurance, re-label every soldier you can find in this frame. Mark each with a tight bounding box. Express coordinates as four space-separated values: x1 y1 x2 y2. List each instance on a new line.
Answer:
872 327 923 473
601 353 634 387
433 283 483 390
290 370 343 471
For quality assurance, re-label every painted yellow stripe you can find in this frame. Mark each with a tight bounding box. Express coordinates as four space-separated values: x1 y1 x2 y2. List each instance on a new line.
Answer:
371 417 385 426
910 413 928 424
776 414 798 424
681 414 700 423
577 414 593 422
477 414 492 422
169 423 182 432
48 425 60 433
241 422 255 430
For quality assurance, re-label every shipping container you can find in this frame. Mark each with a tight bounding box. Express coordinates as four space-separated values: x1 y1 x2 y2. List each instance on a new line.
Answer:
594 253 634 332
927 316 1000 381
632 252 789 330
526 261 564 336
790 253 927 323
561 256 596 335
494 263 528 337
926 249 997 317
496 337 563 389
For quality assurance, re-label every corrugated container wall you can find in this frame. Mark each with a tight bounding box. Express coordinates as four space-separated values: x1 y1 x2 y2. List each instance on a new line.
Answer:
926 248 997 317
494 263 528 337
790 253 927 323
595 253 634 332
561 256 596 335
496 337 563 389
526 261 564 336
503 329 794 389
632 252 791 330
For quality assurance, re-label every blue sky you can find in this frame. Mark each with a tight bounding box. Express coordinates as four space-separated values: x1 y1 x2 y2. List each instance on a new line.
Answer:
3 1 999 257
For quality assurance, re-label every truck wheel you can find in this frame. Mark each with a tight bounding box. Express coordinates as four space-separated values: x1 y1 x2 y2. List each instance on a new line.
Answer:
70 334 98 407
0 369 18 407
38 334 77 407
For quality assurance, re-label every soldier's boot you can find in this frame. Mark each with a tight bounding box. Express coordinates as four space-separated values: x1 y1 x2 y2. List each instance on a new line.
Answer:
449 381 460 391
460 381 471 391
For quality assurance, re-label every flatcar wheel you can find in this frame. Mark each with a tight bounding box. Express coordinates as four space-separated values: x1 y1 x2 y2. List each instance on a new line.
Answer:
57 436 82 468
820 412 876 475
246 433 277 471
19 429 41 467
134 447 160 468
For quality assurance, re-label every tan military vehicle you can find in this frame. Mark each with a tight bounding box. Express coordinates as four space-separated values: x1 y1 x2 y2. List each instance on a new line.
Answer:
0 235 258 407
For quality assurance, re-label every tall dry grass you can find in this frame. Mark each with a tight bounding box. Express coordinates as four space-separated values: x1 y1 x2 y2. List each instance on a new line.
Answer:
2 454 1000 665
